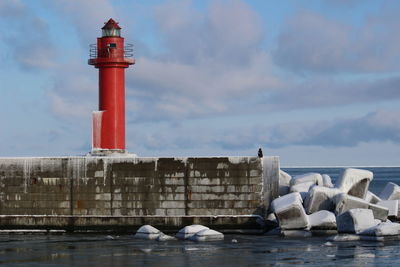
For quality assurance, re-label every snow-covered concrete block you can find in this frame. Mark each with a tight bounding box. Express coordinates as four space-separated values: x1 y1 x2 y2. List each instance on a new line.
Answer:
365 191 381 204
271 192 310 230
334 194 385 220
290 182 314 194
156 234 176 241
334 193 369 215
327 234 361 242
377 200 399 217
134 225 162 240
264 227 281 236
279 170 292 196
379 182 400 200
290 173 323 186
360 222 400 236
322 174 334 188
368 203 389 221
335 168 373 199
304 186 341 214
309 210 337 230
189 229 224 241
336 209 377 234
176 225 209 240
327 234 383 242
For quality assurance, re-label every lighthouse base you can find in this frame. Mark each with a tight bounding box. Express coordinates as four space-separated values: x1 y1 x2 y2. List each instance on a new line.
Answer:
89 149 137 157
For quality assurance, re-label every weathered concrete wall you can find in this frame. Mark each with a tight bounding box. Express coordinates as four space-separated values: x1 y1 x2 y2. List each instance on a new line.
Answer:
0 156 278 231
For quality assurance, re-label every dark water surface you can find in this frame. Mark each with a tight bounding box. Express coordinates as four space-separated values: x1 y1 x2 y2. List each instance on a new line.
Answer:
1 167 399 266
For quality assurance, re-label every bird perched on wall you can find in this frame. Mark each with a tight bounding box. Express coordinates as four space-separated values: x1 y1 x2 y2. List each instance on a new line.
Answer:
258 148 263 158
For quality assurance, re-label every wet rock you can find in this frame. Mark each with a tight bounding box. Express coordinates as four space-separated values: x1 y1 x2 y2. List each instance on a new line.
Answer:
134 225 162 240
266 213 279 229
309 210 337 230
176 225 209 240
279 170 292 196
335 168 373 199
271 192 310 230
336 209 377 234
365 191 381 204
290 173 323 186
281 230 312 238
322 174 334 188
379 182 400 200
189 229 224 242
264 227 281 236
377 200 399 217
311 229 338 236
304 186 341 214
360 222 400 236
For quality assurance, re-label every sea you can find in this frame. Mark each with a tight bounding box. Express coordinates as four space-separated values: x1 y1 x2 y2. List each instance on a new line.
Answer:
1 167 400 266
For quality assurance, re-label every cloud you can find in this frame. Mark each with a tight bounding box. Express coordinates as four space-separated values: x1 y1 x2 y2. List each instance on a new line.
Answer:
44 0 116 45
273 7 400 73
213 109 400 150
0 0 56 70
124 0 282 120
47 61 97 122
126 109 400 155
263 75 400 112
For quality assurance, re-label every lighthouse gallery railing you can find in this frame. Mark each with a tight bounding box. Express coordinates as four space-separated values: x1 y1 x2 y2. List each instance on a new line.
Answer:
89 44 133 59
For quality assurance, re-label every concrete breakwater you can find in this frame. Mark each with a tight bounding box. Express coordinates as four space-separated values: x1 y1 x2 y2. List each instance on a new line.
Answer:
0 156 279 232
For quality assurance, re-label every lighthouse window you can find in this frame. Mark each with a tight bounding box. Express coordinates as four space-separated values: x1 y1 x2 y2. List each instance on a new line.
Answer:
108 43 117 48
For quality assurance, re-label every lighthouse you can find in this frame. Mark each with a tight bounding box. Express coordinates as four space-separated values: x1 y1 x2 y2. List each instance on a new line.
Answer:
89 19 134 155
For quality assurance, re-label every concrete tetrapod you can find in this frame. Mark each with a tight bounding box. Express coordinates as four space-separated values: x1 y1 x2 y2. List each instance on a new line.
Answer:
335 193 388 220
379 182 400 200
304 186 341 214
290 173 323 187
335 193 370 214
309 210 337 230
336 209 377 234
322 174 334 188
365 191 381 204
335 168 373 199
271 192 310 230
360 222 400 236
377 200 399 218
290 182 315 200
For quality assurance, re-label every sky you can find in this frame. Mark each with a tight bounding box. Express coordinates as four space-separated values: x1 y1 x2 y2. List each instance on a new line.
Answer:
1 0 400 167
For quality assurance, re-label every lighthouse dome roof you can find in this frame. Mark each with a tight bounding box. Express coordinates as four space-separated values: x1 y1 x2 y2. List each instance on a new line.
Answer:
102 18 121 30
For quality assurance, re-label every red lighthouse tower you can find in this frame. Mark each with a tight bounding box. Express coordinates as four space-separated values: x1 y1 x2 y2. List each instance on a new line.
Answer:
89 19 134 154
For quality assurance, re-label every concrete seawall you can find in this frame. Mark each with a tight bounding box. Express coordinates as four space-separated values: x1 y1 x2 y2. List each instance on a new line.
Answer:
0 156 279 232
